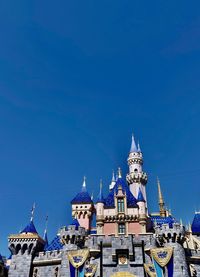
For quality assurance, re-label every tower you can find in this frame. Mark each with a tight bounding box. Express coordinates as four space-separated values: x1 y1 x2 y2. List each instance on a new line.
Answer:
126 134 148 206
71 177 94 231
96 180 104 235
8 207 45 277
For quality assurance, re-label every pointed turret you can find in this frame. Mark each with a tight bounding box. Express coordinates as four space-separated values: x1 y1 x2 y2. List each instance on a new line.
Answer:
130 134 137 153
96 180 105 235
43 216 48 250
71 177 94 231
157 177 166 217
21 203 38 234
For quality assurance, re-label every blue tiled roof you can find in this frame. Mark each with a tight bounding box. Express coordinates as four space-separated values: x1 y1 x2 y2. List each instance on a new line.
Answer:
21 220 38 234
71 191 93 204
192 213 200 234
137 188 145 202
104 177 138 208
150 215 177 228
45 235 63 251
69 218 80 230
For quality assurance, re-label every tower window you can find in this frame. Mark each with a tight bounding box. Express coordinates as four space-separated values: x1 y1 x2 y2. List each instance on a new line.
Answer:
117 198 125 213
118 223 126 235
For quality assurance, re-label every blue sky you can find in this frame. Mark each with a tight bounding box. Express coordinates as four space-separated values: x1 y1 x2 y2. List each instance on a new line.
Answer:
0 1 200 255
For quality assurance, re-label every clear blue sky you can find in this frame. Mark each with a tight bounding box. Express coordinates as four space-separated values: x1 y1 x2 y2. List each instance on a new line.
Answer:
0 1 200 256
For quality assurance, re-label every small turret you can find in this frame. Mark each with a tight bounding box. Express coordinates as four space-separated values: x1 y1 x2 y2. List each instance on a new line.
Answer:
8 205 45 276
96 180 104 235
71 177 94 231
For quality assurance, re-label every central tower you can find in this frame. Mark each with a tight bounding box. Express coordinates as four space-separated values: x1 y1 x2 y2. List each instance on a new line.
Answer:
126 135 148 207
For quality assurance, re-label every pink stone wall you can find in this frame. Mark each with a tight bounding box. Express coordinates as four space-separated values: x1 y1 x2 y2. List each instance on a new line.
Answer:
128 222 141 235
78 215 90 230
103 223 116 235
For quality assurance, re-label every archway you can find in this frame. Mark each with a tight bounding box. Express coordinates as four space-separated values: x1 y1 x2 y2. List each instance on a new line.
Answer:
110 272 137 277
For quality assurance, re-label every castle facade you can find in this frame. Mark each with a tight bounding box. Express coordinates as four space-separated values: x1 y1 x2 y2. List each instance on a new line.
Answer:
1 135 200 277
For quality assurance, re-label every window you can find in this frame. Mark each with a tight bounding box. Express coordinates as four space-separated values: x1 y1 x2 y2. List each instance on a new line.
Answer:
33 268 38 277
55 267 59 277
117 198 124 213
118 223 126 235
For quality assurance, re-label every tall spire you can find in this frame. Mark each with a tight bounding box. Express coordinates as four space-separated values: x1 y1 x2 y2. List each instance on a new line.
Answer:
43 215 48 239
118 167 122 178
97 179 104 203
82 176 86 192
130 133 138 153
30 203 36 222
157 177 166 217
109 170 116 191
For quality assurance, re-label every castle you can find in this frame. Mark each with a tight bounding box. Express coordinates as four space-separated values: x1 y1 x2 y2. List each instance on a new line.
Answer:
1 135 200 276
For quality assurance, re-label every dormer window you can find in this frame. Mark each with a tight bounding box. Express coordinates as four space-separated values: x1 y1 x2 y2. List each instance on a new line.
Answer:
117 198 124 213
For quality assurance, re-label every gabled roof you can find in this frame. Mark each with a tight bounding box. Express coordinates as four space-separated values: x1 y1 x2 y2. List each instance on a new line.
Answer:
104 177 138 208
192 213 200 234
21 220 38 234
45 235 63 251
137 188 145 202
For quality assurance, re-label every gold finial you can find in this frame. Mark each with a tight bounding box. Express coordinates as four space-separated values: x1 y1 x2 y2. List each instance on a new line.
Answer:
157 177 166 217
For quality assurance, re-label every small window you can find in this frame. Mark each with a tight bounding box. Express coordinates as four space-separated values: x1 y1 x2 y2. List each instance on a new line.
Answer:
33 268 38 277
118 223 126 235
55 267 59 277
117 198 124 213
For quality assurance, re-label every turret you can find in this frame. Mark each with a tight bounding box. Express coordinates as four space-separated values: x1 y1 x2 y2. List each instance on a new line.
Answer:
8 205 45 277
71 177 94 231
126 134 148 204
96 180 104 235
137 187 147 233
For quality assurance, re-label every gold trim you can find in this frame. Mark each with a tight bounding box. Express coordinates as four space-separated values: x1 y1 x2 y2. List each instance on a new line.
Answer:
67 249 89 268
150 247 173 267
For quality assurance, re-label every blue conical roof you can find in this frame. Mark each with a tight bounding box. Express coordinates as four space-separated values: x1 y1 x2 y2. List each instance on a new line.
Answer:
71 177 93 204
137 188 145 202
192 212 200 234
130 134 138 153
21 220 38 234
71 191 93 204
104 177 138 208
